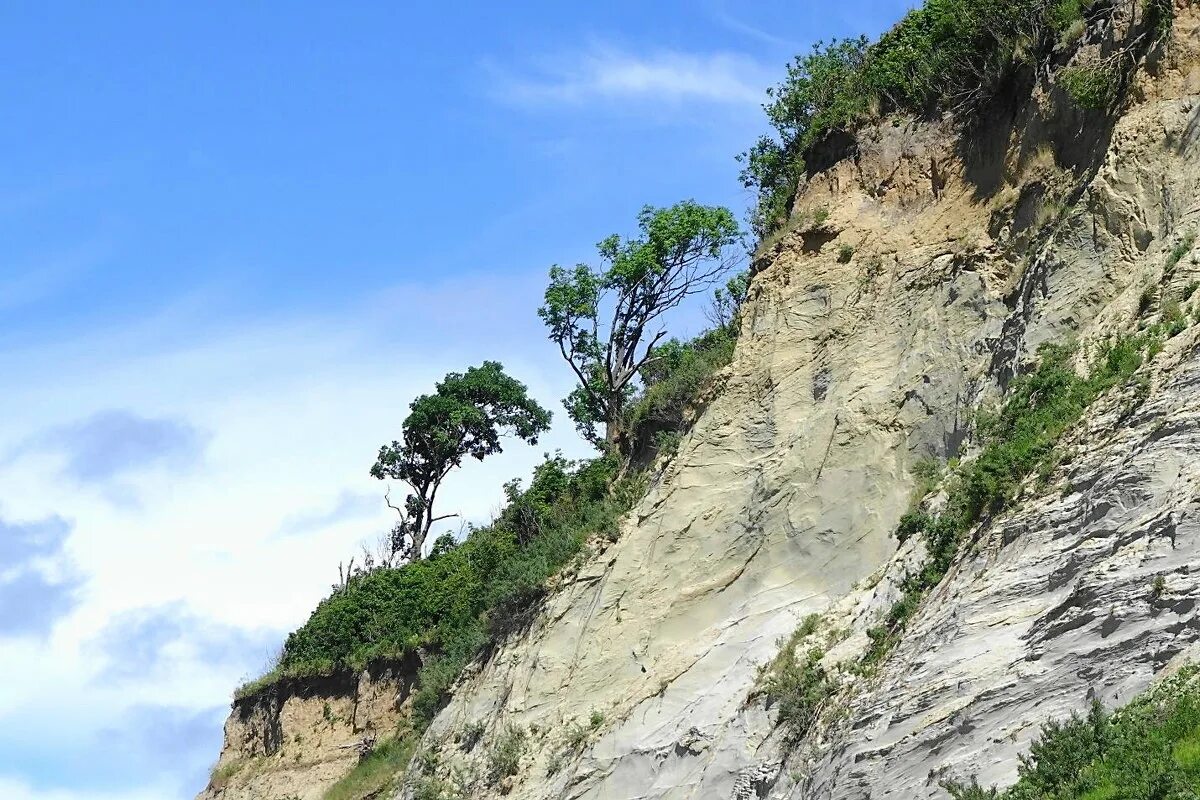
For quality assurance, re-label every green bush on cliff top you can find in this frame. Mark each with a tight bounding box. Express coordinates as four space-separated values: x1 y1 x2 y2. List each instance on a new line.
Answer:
740 0 1175 237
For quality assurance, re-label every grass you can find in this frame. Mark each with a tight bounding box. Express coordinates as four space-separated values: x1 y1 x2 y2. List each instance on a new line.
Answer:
208 759 246 790
1166 232 1196 276
322 734 417 800
943 667 1200 798
1059 64 1117 110
757 614 833 746
487 724 527 784
865 334 1159 667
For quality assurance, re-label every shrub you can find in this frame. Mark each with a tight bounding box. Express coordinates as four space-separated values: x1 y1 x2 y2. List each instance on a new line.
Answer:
944 668 1200 798
1166 232 1196 275
758 615 832 745
837 244 855 263
622 324 737 461
487 724 527 784
866 335 1156 666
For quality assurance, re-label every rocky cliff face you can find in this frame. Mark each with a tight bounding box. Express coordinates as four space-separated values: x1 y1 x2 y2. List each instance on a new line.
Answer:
199 659 416 799
200 5 1200 799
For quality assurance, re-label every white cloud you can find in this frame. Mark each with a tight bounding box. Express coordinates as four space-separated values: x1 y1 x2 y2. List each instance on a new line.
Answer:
490 43 773 108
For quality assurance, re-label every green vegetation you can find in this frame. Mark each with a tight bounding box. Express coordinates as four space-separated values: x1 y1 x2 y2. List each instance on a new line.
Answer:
369 361 551 562
739 0 1175 237
1166 232 1196 277
487 724 527 784
758 614 833 746
944 667 1200 798
253 453 633 723
621 322 738 461
837 243 855 263
866 335 1156 666
208 759 246 790
322 735 417 800
539 200 741 449
1059 65 1118 110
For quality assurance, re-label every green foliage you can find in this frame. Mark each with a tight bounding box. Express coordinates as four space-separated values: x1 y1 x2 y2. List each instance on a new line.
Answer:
322 735 417 800
371 361 552 560
621 323 738 460
868 336 1155 666
759 614 833 746
539 201 740 446
740 0 1078 238
487 724 527 784
837 243 855 263
943 668 1200 799
1166 232 1196 276
241 453 639 728
1059 65 1117 110
738 38 870 236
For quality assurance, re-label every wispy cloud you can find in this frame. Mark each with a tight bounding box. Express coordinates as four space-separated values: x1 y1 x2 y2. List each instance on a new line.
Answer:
0 514 81 638
89 602 280 682
275 489 381 538
23 410 209 486
490 43 772 108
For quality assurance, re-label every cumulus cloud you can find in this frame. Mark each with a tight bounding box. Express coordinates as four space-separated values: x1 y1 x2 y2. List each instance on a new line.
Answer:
29 410 209 484
490 44 773 108
0 514 80 638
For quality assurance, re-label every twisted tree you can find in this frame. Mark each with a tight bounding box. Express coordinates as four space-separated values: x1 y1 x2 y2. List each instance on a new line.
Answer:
370 361 551 561
539 200 740 449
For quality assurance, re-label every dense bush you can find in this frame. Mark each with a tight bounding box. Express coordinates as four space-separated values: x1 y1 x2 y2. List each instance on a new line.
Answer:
239 454 631 721
865 335 1155 665
758 614 833 746
738 0 1171 237
621 323 738 459
944 668 1200 798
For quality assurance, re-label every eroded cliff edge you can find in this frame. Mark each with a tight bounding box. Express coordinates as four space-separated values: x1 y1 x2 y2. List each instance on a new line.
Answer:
197 4 1200 799
399 5 1200 799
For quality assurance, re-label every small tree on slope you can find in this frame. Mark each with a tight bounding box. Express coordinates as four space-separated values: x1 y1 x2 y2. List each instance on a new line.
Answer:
538 200 741 449
370 361 551 561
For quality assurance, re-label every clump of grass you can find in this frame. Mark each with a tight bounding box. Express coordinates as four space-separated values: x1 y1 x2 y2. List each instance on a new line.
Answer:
208 759 246 790
487 724 527 784
564 710 605 752
1059 64 1118 110
1166 231 1196 276
944 667 1200 799
458 721 485 752
837 243 855 263
757 614 832 746
865 335 1156 667
322 735 417 800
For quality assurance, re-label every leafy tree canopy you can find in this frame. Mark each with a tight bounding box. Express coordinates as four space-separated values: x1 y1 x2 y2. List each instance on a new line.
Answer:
539 200 740 448
370 361 551 560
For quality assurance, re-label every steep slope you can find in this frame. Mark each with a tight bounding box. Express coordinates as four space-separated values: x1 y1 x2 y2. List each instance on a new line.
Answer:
401 5 1200 799
197 4 1200 800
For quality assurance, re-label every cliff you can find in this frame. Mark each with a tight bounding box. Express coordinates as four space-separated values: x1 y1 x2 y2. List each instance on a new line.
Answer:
198 3 1200 798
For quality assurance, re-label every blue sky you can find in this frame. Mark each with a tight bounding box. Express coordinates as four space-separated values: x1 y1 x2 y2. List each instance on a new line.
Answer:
0 2 914 798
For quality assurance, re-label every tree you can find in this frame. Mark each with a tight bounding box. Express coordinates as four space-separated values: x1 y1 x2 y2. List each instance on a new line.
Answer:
538 200 741 449
706 270 750 329
370 361 551 561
